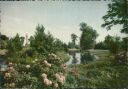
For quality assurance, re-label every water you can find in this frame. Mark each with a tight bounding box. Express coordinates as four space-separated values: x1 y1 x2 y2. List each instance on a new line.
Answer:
66 51 99 65
66 52 81 65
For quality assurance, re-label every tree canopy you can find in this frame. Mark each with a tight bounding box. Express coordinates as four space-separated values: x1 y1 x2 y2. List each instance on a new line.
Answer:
102 0 128 34
80 22 98 50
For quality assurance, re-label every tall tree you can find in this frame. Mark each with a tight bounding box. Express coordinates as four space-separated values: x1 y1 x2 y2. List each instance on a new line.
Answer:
101 0 128 34
30 25 54 55
104 35 122 55
102 0 128 60
71 33 78 48
80 22 98 50
7 33 24 57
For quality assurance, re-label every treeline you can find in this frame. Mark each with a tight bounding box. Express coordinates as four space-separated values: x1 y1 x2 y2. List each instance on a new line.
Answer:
95 35 127 54
0 25 68 61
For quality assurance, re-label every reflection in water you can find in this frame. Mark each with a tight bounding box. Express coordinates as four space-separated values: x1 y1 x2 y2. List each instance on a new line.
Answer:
72 53 78 64
80 52 95 64
66 51 96 65
66 52 81 65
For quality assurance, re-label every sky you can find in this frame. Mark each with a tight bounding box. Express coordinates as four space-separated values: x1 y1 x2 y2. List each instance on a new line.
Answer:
0 1 126 44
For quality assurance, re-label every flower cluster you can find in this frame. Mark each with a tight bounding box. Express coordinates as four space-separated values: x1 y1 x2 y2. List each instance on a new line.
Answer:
2 52 67 88
41 73 52 86
61 64 67 69
55 73 65 85
3 62 16 88
4 62 15 79
44 60 51 67
26 65 31 69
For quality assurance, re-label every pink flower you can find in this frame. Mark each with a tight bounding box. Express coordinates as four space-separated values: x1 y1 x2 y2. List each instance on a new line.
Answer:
55 73 65 85
44 78 52 86
61 64 67 69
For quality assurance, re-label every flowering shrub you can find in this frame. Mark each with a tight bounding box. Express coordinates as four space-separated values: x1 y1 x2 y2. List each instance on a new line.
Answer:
1 53 68 89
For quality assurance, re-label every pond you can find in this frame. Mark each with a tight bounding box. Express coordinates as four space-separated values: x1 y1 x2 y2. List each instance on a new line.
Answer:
66 52 81 65
66 51 98 65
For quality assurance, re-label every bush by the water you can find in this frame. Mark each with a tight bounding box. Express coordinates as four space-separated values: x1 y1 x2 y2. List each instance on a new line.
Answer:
81 51 95 64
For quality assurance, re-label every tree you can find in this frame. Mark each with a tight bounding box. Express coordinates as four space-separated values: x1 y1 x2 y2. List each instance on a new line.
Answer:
71 33 78 48
53 39 68 52
101 0 128 34
30 24 68 56
0 33 9 49
68 42 74 49
7 33 24 57
30 25 55 55
95 41 108 50
80 22 98 50
104 35 122 55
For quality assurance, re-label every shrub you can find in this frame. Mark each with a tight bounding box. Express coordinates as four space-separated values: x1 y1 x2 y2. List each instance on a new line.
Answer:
1 53 68 89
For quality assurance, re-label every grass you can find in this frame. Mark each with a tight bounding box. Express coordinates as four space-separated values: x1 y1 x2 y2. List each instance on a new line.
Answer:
89 49 113 60
66 50 128 88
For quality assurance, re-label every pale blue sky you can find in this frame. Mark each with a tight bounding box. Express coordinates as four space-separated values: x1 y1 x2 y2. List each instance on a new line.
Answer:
0 1 126 44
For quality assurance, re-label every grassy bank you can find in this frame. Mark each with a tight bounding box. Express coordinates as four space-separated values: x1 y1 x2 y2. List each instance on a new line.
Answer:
66 51 128 88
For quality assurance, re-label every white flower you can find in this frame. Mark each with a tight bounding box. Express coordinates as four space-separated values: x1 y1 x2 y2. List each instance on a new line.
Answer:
47 63 51 67
35 59 38 61
44 60 51 67
44 60 48 64
4 73 11 78
26 65 30 69
41 73 47 78
9 67 15 71
51 53 57 58
54 83 58 88
32 61 35 63
55 73 60 79
9 83 15 87
8 62 13 66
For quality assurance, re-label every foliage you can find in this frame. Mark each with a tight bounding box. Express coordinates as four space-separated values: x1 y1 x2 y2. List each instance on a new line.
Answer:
55 51 69 63
7 33 24 59
104 35 122 55
30 24 68 56
80 51 95 64
53 39 68 52
101 0 128 34
71 33 78 48
29 25 54 55
95 41 108 50
68 42 74 49
66 58 128 88
1 53 67 89
80 22 98 50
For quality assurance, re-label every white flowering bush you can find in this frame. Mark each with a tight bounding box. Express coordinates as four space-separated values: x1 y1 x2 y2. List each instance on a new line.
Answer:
1 53 68 89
